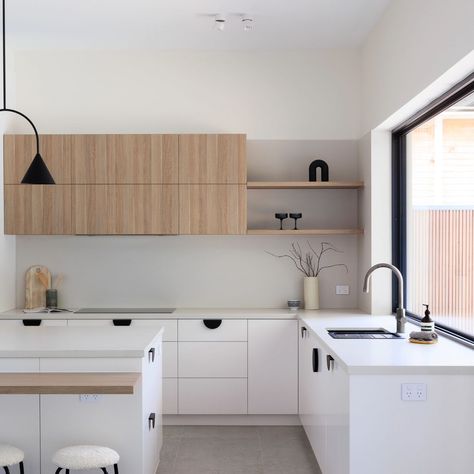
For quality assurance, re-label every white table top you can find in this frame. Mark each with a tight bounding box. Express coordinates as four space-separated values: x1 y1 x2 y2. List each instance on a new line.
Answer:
300 310 474 375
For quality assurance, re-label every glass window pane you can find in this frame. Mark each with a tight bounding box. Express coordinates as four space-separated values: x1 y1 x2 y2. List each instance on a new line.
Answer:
406 91 474 336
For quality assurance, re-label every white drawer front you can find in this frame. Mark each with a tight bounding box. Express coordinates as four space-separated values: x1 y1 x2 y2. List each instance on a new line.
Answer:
179 342 247 378
163 378 178 415
0 358 39 372
68 319 112 327
178 319 247 341
163 342 177 377
133 320 177 341
179 378 247 414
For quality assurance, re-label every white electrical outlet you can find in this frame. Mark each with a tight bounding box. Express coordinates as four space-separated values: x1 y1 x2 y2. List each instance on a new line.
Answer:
79 394 101 403
401 383 427 401
336 285 350 295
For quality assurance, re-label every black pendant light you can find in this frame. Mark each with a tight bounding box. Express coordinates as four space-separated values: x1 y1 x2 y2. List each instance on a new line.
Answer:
1 0 54 184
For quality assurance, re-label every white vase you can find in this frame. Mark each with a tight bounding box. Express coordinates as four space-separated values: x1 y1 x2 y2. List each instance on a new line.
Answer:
304 277 319 310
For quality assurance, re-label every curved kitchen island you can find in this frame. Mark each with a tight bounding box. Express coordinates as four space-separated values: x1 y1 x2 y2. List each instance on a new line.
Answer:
0 326 163 474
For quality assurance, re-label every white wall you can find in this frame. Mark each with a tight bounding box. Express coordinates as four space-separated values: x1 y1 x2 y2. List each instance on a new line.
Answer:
13 50 360 140
11 49 361 309
362 0 474 133
358 0 474 313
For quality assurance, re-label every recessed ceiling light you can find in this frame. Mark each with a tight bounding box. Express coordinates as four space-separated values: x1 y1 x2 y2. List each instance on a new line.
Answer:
214 14 226 31
241 15 254 31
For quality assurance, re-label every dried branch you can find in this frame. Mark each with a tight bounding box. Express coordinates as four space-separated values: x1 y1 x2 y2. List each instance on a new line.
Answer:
267 241 349 278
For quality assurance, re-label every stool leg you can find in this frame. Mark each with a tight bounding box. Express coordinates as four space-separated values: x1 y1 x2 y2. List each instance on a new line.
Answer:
19 462 24 474
100 469 108 474
3 467 9 474
114 465 119 474
55 469 62 474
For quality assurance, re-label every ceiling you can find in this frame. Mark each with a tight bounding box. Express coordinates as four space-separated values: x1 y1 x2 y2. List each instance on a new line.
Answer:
6 0 391 50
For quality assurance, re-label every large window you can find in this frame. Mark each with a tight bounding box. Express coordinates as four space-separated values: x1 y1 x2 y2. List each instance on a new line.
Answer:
393 74 474 344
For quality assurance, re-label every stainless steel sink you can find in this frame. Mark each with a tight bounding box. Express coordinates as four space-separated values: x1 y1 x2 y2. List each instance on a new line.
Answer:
327 328 402 339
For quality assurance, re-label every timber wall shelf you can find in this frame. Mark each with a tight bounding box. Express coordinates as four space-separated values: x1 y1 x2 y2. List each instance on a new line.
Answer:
247 229 364 236
247 181 364 189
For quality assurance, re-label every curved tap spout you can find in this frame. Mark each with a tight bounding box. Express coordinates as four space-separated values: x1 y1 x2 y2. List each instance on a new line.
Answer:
363 263 406 334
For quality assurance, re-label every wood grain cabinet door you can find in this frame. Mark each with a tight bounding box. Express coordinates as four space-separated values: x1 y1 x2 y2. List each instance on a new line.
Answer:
74 185 178 235
4 135 73 184
73 134 178 184
179 134 246 184
4 185 73 234
179 184 247 235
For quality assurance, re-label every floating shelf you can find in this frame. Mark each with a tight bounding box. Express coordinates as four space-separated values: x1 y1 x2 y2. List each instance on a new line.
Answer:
247 181 364 190
247 229 364 236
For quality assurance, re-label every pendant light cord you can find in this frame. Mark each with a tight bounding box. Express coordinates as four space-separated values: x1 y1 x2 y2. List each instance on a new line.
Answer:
1 0 40 155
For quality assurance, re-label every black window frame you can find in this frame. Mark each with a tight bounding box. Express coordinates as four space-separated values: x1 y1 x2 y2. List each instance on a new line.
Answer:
392 72 474 346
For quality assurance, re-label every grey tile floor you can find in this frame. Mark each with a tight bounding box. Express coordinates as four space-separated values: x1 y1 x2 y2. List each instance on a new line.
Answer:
157 425 322 474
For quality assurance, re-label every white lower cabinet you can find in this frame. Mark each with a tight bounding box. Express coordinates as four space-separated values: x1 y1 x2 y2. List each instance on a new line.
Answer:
163 378 178 415
248 319 298 414
179 342 247 378
299 322 349 474
179 378 247 414
0 395 40 474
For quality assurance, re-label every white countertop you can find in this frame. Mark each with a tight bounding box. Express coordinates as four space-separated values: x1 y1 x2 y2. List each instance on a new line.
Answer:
300 310 474 375
1 308 299 320
0 326 163 358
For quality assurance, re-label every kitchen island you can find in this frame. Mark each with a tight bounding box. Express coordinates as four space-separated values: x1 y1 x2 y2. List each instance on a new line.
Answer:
0 326 163 474
299 310 474 474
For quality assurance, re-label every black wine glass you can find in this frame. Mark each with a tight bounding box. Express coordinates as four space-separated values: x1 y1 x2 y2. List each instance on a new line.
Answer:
290 213 302 230
275 213 288 230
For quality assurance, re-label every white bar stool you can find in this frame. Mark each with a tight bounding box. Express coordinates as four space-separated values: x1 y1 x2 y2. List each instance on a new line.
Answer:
0 445 25 474
52 446 119 474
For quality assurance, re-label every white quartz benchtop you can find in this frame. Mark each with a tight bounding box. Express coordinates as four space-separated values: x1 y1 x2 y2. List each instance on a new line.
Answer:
0 326 163 358
300 310 474 375
1 308 299 320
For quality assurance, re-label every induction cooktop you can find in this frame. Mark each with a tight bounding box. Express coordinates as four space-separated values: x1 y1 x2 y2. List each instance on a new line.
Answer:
76 308 175 314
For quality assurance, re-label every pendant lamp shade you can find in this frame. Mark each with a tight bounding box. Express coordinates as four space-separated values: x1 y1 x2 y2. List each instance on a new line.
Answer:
1 0 55 184
21 153 55 184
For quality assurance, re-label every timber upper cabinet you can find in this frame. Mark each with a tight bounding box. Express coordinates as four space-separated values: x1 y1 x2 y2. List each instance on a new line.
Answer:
3 133 246 235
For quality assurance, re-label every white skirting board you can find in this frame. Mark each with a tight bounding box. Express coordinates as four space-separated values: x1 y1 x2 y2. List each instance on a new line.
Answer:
163 415 301 426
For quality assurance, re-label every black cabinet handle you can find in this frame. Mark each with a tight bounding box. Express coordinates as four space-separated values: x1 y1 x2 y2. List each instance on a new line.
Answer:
203 319 222 329
301 327 307 339
312 348 319 372
113 319 132 326
148 413 156 430
148 348 155 363
326 354 335 371
23 319 42 326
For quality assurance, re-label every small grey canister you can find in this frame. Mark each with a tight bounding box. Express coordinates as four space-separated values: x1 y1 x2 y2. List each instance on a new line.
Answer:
46 289 58 308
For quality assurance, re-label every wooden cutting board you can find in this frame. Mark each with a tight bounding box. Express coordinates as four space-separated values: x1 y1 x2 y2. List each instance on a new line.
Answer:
25 266 51 309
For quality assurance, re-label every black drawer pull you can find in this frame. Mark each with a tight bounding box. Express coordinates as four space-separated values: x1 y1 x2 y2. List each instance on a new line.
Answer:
113 319 132 326
148 348 155 363
301 327 307 339
312 348 319 372
203 319 222 329
148 413 156 430
326 354 335 371
23 319 42 326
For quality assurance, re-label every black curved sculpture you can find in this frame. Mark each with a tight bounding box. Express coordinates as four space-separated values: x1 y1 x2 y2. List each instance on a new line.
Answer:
309 159 329 182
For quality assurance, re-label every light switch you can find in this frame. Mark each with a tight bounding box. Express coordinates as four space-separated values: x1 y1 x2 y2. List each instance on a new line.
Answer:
336 285 350 295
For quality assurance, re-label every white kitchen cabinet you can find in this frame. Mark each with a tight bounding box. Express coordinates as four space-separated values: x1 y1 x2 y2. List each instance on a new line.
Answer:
179 342 247 378
248 319 298 414
179 378 247 414
0 319 67 327
0 395 41 474
162 378 178 415
299 321 349 474
178 319 247 341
